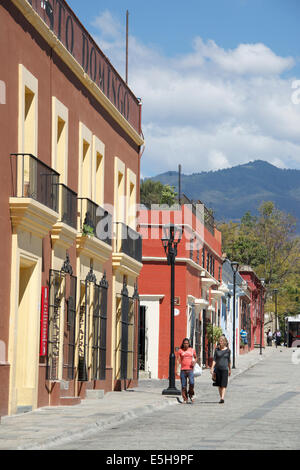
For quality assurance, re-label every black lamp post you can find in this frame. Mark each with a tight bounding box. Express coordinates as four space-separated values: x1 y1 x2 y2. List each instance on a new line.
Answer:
161 223 182 396
259 279 265 355
231 261 239 369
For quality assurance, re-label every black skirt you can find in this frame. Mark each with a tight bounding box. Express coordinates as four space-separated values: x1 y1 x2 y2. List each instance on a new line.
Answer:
215 368 229 388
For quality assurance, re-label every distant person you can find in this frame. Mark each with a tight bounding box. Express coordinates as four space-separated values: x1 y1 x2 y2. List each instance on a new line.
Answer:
177 338 197 404
210 336 231 404
240 328 248 346
266 329 273 346
274 329 281 348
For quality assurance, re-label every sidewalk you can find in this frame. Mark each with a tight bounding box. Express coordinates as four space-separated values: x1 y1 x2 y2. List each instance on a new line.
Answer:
0 346 279 450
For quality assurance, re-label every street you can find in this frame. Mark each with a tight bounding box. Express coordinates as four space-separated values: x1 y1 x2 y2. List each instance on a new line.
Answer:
53 348 300 450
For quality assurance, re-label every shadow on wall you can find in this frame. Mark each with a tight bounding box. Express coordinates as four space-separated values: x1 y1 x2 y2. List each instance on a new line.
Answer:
0 340 6 364
0 80 6 104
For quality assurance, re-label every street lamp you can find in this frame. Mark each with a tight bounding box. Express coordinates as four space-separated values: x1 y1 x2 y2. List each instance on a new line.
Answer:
231 261 239 369
161 223 182 396
259 279 265 355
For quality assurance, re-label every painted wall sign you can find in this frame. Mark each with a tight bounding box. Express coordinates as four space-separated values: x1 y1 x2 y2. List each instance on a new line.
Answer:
26 0 140 132
40 286 49 356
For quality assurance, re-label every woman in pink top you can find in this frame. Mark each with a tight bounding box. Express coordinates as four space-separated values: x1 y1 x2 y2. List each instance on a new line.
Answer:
177 338 197 403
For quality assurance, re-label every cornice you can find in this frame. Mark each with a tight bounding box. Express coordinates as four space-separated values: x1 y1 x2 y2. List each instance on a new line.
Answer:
11 0 144 147
9 197 58 238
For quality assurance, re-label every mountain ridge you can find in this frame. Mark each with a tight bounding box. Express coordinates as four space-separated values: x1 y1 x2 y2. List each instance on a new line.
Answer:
149 160 300 226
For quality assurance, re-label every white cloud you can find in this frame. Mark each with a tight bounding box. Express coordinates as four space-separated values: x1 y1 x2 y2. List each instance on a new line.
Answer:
91 11 300 176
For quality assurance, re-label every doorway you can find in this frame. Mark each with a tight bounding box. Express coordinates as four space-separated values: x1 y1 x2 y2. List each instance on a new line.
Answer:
15 259 38 413
138 306 146 372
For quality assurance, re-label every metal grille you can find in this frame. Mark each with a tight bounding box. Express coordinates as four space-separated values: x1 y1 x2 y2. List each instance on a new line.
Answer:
59 184 77 229
10 153 59 212
202 309 207 366
47 270 63 380
189 304 195 347
138 306 146 371
119 282 137 380
92 274 108 380
78 280 90 381
66 275 77 380
195 318 202 363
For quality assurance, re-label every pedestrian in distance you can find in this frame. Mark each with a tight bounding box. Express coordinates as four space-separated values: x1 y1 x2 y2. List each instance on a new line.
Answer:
177 338 197 404
274 329 281 348
266 328 273 346
210 335 231 404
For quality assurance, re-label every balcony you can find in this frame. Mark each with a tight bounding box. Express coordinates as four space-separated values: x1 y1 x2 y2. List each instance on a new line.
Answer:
76 198 112 263
112 222 143 277
51 184 78 249
9 153 59 238
115 222 142 263
58 184 77 229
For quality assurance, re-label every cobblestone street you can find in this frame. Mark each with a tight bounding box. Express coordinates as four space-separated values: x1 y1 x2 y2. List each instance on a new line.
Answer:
53 348 300 450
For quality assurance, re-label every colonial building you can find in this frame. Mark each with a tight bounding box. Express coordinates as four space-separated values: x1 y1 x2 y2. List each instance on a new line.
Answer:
221 259 251 356
239 266 265 350
138 196 223 378
0 0 143 416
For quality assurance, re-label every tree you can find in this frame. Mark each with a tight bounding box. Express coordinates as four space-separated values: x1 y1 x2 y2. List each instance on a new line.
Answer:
217 201 300 319
140 179 177 206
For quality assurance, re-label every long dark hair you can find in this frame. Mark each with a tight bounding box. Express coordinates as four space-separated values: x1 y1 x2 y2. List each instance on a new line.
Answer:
180 338 191 349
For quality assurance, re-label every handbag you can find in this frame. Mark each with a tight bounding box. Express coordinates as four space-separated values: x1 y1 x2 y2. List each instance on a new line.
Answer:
193 362 202 377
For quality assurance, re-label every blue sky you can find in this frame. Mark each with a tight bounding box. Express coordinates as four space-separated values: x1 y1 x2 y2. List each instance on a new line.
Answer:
67 0 300 176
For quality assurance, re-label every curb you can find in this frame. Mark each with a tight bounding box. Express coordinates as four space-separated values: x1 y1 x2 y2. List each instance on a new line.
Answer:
18 397 178 450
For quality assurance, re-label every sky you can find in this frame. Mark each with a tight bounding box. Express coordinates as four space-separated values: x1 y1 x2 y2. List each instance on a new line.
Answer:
68 0 300 177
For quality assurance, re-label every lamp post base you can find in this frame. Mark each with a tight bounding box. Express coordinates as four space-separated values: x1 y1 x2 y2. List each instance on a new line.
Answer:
162 387 181 396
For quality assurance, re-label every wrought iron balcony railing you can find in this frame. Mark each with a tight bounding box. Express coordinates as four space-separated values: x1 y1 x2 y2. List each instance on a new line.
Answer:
78 197 112 246
115 222 142 263
57 183 77 229
10 153 59 212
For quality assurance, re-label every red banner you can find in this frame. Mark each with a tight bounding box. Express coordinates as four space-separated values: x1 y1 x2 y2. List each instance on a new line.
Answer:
40 286 49 356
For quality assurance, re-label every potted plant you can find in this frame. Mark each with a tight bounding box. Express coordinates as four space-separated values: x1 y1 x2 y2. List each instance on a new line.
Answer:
206 324 223 366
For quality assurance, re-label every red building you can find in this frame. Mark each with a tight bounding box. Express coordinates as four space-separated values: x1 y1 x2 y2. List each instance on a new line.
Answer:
239 266 265 350
138 196 223 379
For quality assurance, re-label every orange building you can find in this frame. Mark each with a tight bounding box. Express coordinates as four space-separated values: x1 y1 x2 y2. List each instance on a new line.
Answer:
0 0 143 416
138 196 223 379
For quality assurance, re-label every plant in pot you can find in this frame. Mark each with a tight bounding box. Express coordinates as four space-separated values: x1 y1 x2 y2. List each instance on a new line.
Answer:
206 324 223 366
82 212 95 237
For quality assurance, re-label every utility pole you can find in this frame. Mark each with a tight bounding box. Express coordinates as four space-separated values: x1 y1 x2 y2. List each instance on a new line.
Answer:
126 10 129 84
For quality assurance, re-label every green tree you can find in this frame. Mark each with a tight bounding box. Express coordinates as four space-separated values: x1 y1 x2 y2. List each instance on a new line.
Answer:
140 179 177 206
218 201 300 318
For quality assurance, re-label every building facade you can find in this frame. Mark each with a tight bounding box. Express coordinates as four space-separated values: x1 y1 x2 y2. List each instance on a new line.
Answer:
138 197 223 379
239 266 265 350
0 0 143 416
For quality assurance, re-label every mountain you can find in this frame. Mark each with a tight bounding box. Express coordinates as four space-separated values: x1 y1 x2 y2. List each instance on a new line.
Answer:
150 160 300 226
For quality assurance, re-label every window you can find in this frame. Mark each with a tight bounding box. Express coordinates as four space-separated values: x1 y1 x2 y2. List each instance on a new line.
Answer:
127 168 137 230
79 123 92 199
19 65 38 155
52 97 68 184
93 136 105 207
116 280 138 380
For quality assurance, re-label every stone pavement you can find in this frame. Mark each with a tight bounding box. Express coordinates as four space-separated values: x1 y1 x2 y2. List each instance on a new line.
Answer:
0 346 280 450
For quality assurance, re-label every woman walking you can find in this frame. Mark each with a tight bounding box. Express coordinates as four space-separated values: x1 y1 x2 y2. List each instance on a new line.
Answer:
177 338 197 403
210 336 231 404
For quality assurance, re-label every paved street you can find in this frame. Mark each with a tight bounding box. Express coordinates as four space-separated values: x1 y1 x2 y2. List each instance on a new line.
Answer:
0 347 299 450
54 348 300 450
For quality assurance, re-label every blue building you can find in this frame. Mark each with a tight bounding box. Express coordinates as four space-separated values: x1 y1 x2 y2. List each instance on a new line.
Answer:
220 259 249 357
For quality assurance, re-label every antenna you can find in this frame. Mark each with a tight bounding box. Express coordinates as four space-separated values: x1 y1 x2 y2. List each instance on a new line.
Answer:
126 10 129 84
178 164 182 205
